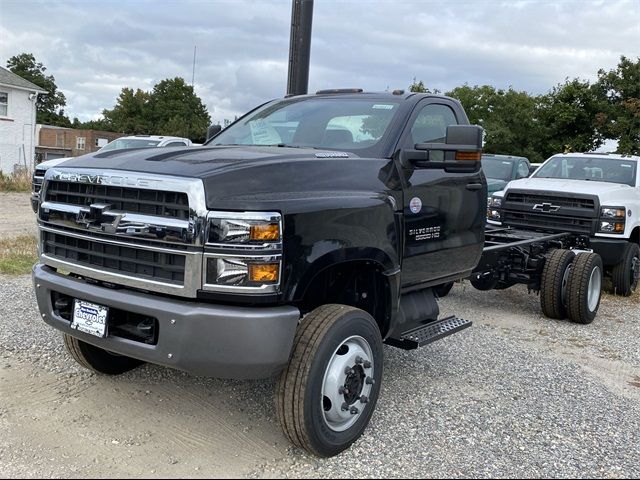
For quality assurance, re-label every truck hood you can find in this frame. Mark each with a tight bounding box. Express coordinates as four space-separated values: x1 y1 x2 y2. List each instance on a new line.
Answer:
506 177 632 198
37 157 74 171
52 145 399 212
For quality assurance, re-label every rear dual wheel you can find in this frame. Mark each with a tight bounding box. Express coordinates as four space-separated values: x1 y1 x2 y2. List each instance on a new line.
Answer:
566 253 603 324
540 250 603 324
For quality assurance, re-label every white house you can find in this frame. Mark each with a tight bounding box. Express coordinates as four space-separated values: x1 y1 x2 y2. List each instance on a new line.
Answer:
0 66 46 174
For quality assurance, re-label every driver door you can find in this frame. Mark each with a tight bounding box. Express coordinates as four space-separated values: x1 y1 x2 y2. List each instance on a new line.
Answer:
398 100 486 289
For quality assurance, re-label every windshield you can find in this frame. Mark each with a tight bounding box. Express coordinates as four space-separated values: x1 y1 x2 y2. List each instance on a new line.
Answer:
210 97 401 155
99 138 161 152
482 157 514 182
534 156 637 187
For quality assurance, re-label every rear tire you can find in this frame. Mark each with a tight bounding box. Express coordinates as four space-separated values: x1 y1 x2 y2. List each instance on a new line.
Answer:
566 253 603 324
611 242 640 297
540 249 575 319
276 304 383 457
63 334 144 375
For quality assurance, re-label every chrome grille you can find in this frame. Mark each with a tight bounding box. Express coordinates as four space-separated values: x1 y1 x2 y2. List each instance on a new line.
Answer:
32 169 45 194
38 169 208 297
42 230 185 285
45 180 190 219
506 192 596 211
502 189 599 235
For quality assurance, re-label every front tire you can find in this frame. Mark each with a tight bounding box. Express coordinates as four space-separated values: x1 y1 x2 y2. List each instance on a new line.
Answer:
276 304 383 457
566 253 603 324
63 334 144 375
611 242 640 297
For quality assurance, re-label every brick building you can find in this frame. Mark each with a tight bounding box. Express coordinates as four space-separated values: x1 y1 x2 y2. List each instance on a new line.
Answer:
35 125 124 163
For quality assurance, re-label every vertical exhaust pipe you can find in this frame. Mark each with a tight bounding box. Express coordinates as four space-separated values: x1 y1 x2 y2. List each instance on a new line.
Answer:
287 0 314 96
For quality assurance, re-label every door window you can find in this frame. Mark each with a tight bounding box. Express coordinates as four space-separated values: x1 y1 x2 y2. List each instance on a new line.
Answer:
408 103 459 146
516 161 529 178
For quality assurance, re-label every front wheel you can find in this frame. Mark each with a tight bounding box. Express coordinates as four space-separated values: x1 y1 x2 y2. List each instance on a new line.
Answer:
63 334 144 375
611 243 640 297
276 304 383 457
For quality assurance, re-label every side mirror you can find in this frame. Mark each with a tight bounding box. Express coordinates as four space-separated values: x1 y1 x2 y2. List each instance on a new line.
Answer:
441 124 483 150
402 125 483 172
206 124 222 141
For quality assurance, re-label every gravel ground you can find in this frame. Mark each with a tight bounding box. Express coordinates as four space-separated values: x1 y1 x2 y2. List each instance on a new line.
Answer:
1 272 639 478
0 193 36 239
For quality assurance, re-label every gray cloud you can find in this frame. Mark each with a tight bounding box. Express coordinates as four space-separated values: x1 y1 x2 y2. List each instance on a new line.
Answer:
0 0 637 124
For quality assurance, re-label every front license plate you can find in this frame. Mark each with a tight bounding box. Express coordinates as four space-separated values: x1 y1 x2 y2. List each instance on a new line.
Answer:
71 300 109 338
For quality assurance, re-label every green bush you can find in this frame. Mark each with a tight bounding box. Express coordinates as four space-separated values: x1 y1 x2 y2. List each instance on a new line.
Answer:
0 171 32 192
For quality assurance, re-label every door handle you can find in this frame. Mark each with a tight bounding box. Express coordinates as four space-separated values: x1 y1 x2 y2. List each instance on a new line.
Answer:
466 183 483 191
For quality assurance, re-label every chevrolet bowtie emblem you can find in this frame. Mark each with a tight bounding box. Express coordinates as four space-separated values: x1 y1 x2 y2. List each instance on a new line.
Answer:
76 203 123 232
532 202 560 213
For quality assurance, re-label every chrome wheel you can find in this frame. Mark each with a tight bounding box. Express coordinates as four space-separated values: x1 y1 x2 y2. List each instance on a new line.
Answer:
321 335 374 432
588 266 602 312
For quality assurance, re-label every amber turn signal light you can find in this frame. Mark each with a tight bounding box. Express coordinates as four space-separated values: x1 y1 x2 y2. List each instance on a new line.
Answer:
250 223 280 241
249 263 279 283
455 151 481 161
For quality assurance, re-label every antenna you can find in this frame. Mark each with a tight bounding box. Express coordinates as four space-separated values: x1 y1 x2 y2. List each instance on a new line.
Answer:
192 45 197 87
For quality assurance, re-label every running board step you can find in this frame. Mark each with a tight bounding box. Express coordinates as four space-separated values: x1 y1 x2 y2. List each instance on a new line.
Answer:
385 316 472 350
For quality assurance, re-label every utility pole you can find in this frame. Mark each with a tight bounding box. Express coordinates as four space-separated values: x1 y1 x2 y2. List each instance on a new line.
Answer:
192 45 197 87
286 0 314 96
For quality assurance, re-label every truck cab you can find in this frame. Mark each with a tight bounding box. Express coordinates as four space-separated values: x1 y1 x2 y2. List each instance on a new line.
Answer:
33 91 485 457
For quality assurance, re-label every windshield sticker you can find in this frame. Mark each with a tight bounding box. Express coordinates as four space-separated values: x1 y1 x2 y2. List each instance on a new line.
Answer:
315 152 350 158
372 104 395 110
410 197 422 214
248 119 282 145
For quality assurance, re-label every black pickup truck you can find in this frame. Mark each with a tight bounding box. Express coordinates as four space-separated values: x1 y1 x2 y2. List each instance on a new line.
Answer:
32 90 592 457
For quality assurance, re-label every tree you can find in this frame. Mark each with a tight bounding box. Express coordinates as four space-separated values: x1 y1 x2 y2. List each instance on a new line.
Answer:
596 56 640 155
101 87 151 134
536 78 606 158
408 78 440 94
446 84 545 162
147 78 211 142
6 53 70 126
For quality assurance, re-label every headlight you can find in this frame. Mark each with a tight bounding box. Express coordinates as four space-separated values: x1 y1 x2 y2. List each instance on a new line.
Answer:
488 196 503 208
598 206 626 234
487 196 503 221
204 211 283 293
205 255 281 290
207 211 281 246
600 207 625 219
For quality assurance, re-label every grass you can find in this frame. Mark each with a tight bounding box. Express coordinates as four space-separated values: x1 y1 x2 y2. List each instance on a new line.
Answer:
0 235 38 275
0 170 32 192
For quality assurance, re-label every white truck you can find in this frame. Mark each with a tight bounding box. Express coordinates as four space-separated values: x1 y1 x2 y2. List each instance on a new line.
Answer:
487 152 640 296
31 135 195 212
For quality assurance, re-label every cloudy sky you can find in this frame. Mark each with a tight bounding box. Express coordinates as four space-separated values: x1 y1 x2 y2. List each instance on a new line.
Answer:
1 0 638 123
